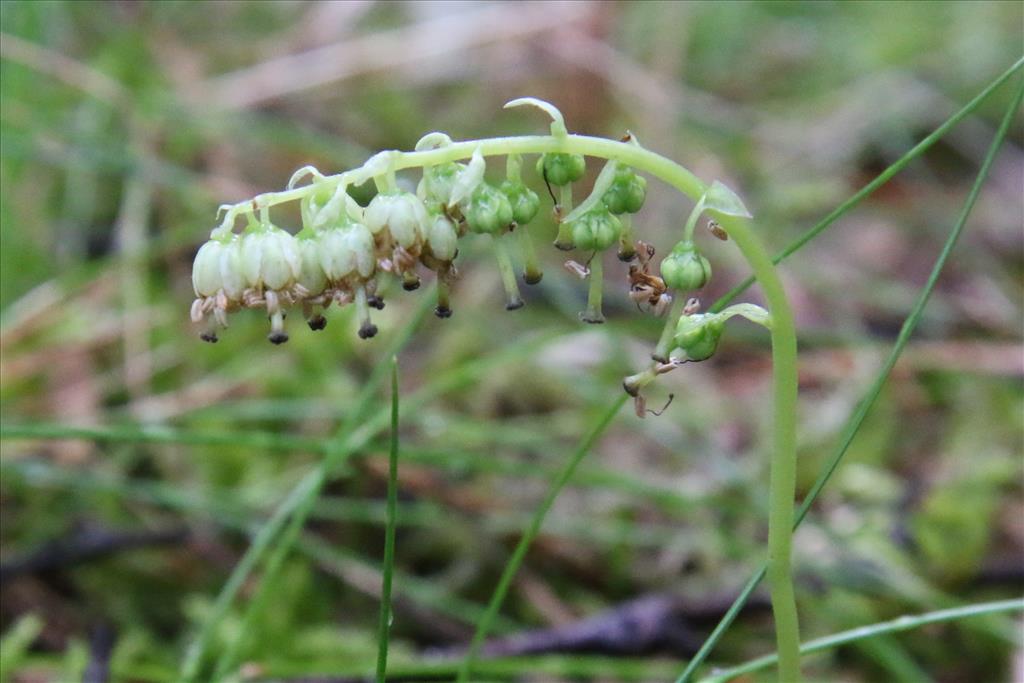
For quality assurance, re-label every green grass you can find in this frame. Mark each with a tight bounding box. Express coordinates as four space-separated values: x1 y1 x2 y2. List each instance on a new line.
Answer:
2 3 1022 682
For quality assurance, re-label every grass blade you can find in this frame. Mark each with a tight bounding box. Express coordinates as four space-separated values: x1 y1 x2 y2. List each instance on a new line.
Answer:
710 55 1024 313
184 292 434 682
677 74 1024 683
456 393 630 682
375 357 401 683
701 599 1024 682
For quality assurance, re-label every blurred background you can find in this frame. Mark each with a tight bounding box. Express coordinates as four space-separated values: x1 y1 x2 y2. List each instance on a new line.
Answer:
1 1 1022 681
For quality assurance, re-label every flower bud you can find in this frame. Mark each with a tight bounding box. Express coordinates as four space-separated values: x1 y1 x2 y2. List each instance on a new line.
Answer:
499 179 540 225
364 192 428 249
569 208 621 251
425 213 458 262
192 239 226 297
419 162 463 206
536 152 585 186
602 166 647 214
239 225 302 292
464 182 514 235
660 241 711 291
673 313 724 361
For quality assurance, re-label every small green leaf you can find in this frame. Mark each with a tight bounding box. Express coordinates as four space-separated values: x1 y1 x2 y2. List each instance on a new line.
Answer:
704 180 753 218
504 97 568 136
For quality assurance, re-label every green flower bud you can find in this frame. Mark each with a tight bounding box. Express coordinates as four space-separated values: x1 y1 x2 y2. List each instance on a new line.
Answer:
192 239 226 297
660 241 711 291
425 213 458 262
569 208 621 251
602 166 647 214
536 152 585 186
240 224 302 292
464 182 514 235
499 179 540 225
673 313 724 361
364 192 428 249
419 161 463 206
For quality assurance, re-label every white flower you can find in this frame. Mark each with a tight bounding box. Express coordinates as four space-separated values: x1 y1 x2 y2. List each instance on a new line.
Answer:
192 239 225 297
240 226 302 291
426 214 458 262
364 193 428 249
296 234 327 294
218 236 246 300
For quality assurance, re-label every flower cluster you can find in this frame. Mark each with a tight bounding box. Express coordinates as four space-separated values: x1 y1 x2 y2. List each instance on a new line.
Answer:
191 97 771 405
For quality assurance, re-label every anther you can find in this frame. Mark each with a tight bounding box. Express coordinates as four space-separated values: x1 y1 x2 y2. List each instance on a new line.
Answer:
307 314 327 331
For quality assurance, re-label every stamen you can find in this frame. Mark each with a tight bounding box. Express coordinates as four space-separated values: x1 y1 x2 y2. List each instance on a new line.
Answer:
355 286 378 339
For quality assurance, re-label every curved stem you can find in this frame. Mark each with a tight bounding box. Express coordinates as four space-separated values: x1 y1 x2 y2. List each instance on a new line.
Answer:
214 131 801 681
683 196 707 244
653 295 686 362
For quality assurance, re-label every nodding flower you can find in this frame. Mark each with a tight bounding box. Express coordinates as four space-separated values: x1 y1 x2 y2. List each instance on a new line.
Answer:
191 97 765 410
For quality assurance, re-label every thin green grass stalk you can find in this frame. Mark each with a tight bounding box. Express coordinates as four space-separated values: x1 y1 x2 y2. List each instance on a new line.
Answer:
298 535 523 634
183 293 434 682
4 454 523 637
701 599 1024 682
676 75 1024 683
375 358 401 683
710 54 1024 314
456 393 629 682
0 423 325 453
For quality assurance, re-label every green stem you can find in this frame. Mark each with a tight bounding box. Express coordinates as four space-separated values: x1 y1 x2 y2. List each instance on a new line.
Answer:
554 184 574 249
375 358 401 683
517 224 543 284
713 212 801 682
580 254 605 323
701 599 1024 683
683 196 706 244
677 71 1024 683
435 274 452 317
493 234 524 310
652 295 686 362
456 394 628 682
